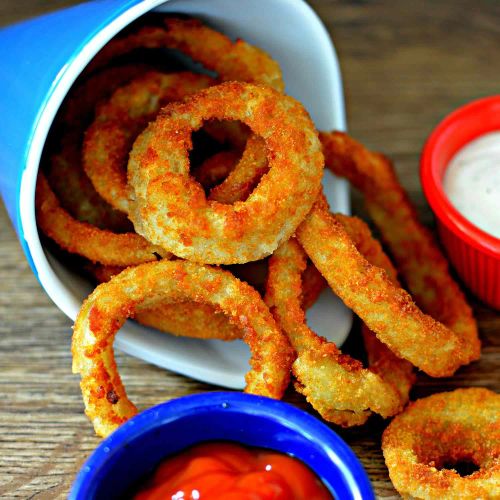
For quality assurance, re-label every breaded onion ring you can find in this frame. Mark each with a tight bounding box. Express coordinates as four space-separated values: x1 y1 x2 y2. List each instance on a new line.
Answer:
72 260 293 436
87 263 242 342
135 302 242 342
335 213 416 406
320 131 480 364
382 388 500 499
296 199 470 377
84 26 172 75
48 65 153 231
301 262 328 311
36 174 167 266
208 135 269 204
90 260 323 342
266 237 403 426
87 19 284 92
193 151 240 191
49 138 131 232
128 82 324 264
84 71 213 213
162 18 285 92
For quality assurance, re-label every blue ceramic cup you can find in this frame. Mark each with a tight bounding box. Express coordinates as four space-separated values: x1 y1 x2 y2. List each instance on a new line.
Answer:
70 392 374 500
0 0 352 388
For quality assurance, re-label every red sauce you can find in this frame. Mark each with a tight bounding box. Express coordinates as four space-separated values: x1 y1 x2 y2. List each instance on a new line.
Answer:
133 442 333 500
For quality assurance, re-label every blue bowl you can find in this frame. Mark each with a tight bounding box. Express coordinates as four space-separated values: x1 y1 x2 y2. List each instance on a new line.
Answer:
70 392 374 500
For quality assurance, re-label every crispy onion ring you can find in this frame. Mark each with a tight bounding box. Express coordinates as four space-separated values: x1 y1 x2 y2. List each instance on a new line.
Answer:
49 138 132 232
135 302 242 341
85 26 172 75
72 259 293 436
48 65 153 231
84 71 214 213
335 214 415 406
162 18 284 92
208 135 269 204
296 199 470 377
128 82 324 264
87 263 241 341
36 174 167 266
193 151 240 191
266 236 402 426
90 260 323 342
87 19 284 92
320 131 480 363
382 388 500 499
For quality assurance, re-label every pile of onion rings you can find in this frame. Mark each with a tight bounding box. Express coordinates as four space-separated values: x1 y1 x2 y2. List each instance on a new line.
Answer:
37 22 490 500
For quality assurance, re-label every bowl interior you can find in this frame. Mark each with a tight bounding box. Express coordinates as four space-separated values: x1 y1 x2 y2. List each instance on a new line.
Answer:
422 95 500 255
23 0 353 389
70 393 373 500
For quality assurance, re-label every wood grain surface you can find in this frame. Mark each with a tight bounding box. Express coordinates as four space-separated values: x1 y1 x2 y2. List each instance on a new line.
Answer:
1 1 499 498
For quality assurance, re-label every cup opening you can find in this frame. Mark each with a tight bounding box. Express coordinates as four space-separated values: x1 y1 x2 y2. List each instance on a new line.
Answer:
421 95 500 256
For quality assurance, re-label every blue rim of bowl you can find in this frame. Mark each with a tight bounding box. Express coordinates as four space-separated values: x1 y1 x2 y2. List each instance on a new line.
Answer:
70 392 374 500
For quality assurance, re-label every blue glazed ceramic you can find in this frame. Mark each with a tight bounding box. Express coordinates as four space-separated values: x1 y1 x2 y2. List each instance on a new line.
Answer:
70 392 374 500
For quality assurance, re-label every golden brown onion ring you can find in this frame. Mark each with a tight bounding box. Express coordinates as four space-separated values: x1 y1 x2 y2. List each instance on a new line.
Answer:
72 259 293 436
193 150 240 191
86 263 242 342
90 259 323 342
163 18 284 92
335 213 415 406
320 131 480 364
208 135 269 204
36 174 167 266
382 388 500 499
87 19 284 92
266 237 402 426
84 71 213 213
48 65 154 232
128 82 324 264
296 199 471 377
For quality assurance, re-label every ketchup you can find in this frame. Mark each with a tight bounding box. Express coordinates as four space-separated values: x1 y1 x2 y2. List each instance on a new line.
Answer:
133 442 333 499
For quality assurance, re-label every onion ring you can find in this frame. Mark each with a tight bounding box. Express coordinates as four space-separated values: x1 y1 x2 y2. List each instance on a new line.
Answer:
86 263 242 341
84 71 214 213
72 259 293 436
335 213 415 405
128 81 324 264
89 259 323 342
48 138 132 232
36 174 167 266
320 131 480 363
48 65 154 231
162 17 284 92
266 236 402 426
135 302 242 342
84 26 172 75
193 151 240 191
301 262 328 311
87 19 284 92
382 388 500 499
296 199 470 377
208 135 269 204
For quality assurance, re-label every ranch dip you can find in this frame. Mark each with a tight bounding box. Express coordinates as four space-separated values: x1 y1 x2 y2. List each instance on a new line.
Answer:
442 131 500 238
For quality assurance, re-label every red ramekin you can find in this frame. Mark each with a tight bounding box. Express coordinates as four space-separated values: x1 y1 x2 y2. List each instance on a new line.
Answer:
421 96 500 310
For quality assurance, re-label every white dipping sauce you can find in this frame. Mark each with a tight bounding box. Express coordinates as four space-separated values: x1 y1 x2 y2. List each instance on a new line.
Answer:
443 131 500 238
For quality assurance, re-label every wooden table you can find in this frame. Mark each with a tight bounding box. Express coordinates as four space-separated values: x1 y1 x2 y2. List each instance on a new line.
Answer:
1 1 499 498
